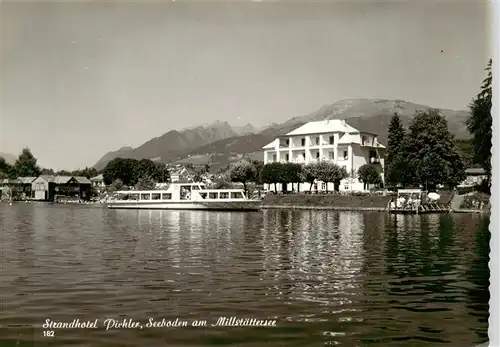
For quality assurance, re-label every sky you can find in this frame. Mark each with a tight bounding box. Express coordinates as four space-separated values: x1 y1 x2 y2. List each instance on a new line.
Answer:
0 1 492 170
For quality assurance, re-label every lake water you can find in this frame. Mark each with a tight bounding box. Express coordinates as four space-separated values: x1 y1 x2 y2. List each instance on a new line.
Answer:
0 203 490 347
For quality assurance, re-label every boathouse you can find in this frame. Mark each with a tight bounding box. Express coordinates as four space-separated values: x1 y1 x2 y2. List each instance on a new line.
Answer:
31 175 92 201
1 177 36 200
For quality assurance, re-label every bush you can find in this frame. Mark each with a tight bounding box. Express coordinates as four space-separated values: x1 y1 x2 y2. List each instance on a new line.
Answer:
460 192 491 210
351 191 370 196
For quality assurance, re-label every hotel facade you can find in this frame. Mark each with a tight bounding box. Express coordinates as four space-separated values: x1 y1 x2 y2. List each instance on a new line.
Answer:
262 119 386 192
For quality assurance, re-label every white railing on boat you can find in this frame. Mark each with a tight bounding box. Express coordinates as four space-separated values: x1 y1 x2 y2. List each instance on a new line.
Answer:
110 189 251 202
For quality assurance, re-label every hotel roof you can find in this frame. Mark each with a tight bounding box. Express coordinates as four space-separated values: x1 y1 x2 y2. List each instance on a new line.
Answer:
286 119 359 136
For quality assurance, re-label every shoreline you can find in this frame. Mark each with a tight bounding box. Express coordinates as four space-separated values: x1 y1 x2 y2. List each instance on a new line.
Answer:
260 194 489 214
261 205 487 214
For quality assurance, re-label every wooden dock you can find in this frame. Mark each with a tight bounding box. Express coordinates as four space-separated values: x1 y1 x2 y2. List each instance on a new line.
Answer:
387 200 451 214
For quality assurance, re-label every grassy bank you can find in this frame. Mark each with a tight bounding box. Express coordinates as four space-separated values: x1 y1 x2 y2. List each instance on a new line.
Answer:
261 194 391 210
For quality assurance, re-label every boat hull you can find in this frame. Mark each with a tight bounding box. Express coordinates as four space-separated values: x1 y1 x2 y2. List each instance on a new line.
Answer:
106 200 262 211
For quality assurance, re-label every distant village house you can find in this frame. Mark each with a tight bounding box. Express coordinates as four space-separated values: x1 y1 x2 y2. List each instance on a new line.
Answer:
1 175 92 201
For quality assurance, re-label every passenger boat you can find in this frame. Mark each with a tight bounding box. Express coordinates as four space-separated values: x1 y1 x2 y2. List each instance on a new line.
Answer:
106 182 261 211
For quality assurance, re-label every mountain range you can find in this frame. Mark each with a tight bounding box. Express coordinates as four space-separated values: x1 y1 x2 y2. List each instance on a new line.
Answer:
91 98 471 172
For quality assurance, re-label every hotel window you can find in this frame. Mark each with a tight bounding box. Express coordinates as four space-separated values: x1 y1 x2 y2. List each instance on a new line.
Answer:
315 137 319 145
301 138 306 146
343 151 348 160
329 136 334 145
285 154 289 162
328 151 334 159
316 152 320 159
321 182 326 190
161 193 172 200
369 150 377 158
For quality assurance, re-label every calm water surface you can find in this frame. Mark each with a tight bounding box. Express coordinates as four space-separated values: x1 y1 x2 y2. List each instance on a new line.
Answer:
0 203 490 346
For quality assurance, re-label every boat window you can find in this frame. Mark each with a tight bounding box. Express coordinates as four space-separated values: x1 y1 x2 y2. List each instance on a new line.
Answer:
140 193 151 200
209 192 218 199
220 192 229 199
120 194 130 200
130 194 139 201
192 185 199 190
152 193 161 200
199 192 207 199
162 193 172 200
231 192 243 199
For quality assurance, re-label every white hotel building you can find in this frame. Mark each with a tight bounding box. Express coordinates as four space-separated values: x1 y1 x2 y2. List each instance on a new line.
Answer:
262 119 386 192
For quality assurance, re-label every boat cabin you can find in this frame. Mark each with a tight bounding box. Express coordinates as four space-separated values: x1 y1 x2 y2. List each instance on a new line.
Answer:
112 183 248 202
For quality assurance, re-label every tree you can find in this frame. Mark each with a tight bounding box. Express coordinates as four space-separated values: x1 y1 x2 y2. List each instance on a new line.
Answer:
251 160 264 184
136 159 156 180
282 163 303 191
405 109 466 189
385 150 416 188
0 157 15 179
315 162 347 192
386 113 406 185
41 168 55 175
135 176 157 190
467 58 492 184
229 161 257 194
192 172 203 182
300 163 319 192
259 163 282 192
203 164 211 173
56 170 72 176
103 158 137 186
108 179 125 192
357 164 382 190
212 179 233 189
71 167 98 179
13 148 41 177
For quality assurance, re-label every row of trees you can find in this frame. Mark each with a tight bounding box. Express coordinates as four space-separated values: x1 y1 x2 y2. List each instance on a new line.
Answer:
0 148 103 181
228 159 382 193
385 58 492 192
385 110 466 189
102 157 170 189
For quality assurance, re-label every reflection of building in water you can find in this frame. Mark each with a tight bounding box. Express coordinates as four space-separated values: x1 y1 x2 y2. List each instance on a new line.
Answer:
261 211 365 307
